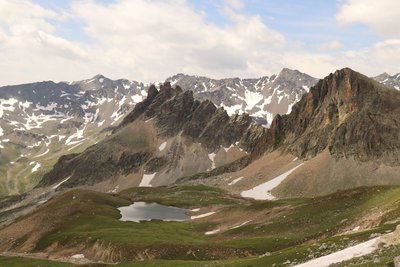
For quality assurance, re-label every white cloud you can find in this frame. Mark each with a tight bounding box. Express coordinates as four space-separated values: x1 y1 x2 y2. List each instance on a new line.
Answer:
316 40 343 52
0 0 89 85
70 0 286 81
347 39 400 75
0 0 399 86
281 52 337 78
336 0 400 38
0 0 290 85
334 0 400 76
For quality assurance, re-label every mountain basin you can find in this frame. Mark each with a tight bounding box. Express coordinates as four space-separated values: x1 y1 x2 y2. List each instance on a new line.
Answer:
118 202 189 222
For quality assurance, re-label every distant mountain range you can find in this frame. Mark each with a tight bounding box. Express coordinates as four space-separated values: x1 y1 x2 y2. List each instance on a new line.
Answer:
374 72 400 90
0 68 317 196
166 68 317 126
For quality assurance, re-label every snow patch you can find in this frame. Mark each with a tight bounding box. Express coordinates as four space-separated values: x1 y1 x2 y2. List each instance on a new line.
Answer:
223 144 235 152
71 254 85 259
31 162 41 173
111 109 124 123
241 163 304 200
158 142 167 151
52 176 72 189
34 102 57 111
294 237 380 267
0 98 18 117
230 220 251 230
208 153 216 170
33 149 50 158
221 104 242 116
191 212 216 220
139 173 156 187
202 82 208 91
228 177 244 186
98 120 105 127
205 229 220 235
108 185 119 193
244 90 263 111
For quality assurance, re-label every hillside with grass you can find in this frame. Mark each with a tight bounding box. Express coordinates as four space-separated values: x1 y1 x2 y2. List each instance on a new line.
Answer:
2 185 400 266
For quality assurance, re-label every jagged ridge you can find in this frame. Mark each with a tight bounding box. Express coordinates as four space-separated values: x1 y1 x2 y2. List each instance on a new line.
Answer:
38 82 253 188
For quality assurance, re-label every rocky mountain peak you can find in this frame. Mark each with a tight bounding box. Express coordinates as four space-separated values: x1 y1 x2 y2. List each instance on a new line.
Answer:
120 81 252 149
166 69 318 126
373 71 400 91
37 81 255 188
258 68 400 164
278 67 303 77
374 72 390 81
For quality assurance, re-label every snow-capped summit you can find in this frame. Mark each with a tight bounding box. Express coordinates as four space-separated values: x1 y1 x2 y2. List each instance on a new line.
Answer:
166 68 318 126
374 72 400 90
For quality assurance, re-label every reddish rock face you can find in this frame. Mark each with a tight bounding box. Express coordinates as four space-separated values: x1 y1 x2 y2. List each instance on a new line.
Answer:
253 68 400 165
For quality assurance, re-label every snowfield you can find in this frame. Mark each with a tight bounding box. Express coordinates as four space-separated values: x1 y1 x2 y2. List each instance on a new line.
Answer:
208 153 216 170
191 211 216 220
205 229 220 235
158 142 167 151
52 176 72 189
139 173 156 187
294 237 380 267
241 163 304 200
228 176 244 186
31 162 41 173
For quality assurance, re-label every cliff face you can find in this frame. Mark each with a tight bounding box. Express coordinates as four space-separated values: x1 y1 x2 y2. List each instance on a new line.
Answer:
247 68 400 165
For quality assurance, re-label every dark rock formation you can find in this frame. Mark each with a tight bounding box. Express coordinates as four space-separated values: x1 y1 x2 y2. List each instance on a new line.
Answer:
254 68 400 165
37 82 254 188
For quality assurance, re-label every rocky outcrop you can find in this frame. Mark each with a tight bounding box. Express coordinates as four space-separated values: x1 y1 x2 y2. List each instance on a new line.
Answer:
37 82 253 188
256 68 400 165
120 82 253 151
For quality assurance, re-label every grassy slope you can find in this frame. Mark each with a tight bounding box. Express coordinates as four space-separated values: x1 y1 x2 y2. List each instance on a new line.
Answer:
0 130 108 197
5 185 400 266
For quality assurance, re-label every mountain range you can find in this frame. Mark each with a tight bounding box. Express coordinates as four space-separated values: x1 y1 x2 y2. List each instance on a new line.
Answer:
0 67 400 266
0 68 316 196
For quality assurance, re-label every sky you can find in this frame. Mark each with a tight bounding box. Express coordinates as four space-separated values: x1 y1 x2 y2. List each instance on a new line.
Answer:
0 0 400 85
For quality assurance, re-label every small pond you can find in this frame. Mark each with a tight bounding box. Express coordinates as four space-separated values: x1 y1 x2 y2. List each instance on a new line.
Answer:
118 202 189 222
